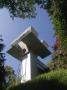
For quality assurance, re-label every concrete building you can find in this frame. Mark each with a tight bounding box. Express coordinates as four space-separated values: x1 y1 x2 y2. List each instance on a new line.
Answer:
7 26 51 83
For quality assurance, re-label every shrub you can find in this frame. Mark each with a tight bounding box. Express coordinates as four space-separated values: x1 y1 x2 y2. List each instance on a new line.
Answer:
8 69 67 90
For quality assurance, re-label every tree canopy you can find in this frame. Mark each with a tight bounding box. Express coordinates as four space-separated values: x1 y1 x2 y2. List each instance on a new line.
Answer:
5 66 20 90
45 0 67 64
0 0 47 19
0 35 6 90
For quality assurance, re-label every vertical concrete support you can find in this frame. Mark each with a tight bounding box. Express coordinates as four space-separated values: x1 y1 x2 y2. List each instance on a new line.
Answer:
21 53 39 83
21 53 31 83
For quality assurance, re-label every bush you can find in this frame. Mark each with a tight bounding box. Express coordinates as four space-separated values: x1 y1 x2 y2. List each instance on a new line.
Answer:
8 69 67 90
48 59 67 70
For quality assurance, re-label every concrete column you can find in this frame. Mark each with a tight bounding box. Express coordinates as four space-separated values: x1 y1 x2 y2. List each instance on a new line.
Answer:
21 53 31 83
21 53 39 83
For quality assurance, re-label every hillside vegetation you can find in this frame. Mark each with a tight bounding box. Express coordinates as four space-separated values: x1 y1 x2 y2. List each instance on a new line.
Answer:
8 69 67 90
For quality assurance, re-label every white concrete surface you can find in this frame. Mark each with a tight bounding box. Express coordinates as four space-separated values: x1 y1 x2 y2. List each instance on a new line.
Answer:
21 53 39 83
21 53 31 83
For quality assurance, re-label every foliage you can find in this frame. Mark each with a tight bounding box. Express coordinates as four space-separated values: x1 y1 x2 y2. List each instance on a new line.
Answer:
0 35 6 90
46 0 67 69
0 36 20 90
0 0 47 19
48 59 67 70
5 66 20 90
44 0 67 60
8 69 67 90
0 0 35 19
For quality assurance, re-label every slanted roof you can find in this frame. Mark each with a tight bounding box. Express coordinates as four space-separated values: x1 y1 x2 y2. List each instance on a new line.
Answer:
7 26 51 60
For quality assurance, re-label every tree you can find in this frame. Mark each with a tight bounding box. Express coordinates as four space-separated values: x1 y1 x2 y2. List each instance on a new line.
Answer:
5 66 20 90
42 0 67 70
0 35 6 90
0 0 46 19
44 0 67 58
0 35 20 90
0 0 35 19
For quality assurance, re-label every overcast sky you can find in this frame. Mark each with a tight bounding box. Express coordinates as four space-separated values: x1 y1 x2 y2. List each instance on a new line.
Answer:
0 7 54 74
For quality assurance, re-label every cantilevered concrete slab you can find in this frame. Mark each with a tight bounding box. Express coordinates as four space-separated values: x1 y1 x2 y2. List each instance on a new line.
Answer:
7 26 51 60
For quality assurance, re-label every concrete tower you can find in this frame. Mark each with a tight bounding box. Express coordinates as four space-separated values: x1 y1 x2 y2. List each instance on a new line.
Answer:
7 26 51 83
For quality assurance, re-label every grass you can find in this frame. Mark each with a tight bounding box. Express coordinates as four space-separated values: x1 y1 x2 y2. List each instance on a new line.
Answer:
8 69 67 90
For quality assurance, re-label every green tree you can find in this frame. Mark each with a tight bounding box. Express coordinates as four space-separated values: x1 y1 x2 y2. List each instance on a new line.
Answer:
5 66 20 90
0 0 36 19
0 0 46 19
0 35 6 90
44 0 67 70
44 0 67 59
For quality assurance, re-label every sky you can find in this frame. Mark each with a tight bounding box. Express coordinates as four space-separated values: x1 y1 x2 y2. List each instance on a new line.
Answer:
0 7 54 75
